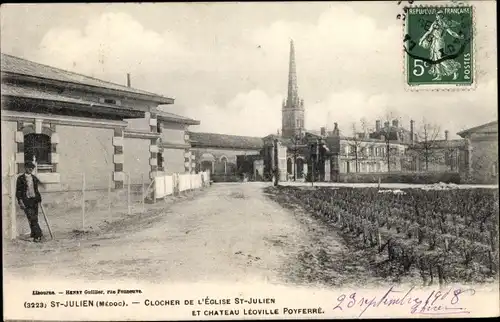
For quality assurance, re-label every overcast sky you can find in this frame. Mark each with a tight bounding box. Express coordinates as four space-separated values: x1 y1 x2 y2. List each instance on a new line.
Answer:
1 1 497 138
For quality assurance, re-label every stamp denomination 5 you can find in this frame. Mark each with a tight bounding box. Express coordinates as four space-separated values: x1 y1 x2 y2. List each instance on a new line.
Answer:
402 4 475 90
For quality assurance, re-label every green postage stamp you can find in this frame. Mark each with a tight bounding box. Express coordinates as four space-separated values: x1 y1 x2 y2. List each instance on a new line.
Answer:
404 5 474 90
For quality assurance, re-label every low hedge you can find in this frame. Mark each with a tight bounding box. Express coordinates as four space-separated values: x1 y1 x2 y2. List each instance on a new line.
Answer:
210 175 241 182
338 172 462 184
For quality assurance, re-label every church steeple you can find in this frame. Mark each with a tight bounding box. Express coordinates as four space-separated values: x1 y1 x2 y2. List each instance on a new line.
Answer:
282 39 305 138
287 39 298 107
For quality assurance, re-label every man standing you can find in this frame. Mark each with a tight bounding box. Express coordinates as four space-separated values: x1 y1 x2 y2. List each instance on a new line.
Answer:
16 162 43 242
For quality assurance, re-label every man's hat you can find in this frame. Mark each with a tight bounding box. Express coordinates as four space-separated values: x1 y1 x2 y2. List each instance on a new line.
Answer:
25 162 36 169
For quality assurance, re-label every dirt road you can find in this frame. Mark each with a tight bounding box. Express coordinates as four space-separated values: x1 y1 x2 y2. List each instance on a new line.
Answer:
3 183 381 287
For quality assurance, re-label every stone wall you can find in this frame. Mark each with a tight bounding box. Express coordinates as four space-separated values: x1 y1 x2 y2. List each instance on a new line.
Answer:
192 147 261 175
470 139 498 183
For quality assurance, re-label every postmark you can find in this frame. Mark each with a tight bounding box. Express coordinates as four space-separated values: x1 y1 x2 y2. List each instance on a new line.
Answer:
403 4 475 90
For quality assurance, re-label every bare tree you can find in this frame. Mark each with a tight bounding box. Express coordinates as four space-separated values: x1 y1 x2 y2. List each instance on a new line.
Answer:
343 119 370 173
345 123 361 173
444 142 459 171
360 117 369 135
415 120 441 171
377 113 398 172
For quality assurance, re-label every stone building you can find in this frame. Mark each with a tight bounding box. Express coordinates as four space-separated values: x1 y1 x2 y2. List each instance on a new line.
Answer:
458 120 498 183
188 131 263 181
1 53 199 195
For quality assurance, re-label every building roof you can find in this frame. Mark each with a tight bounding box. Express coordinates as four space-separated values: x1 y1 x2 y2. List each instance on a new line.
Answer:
408 139 465 150
1 83 142 117
457 121 498 137
157 110 200 126
188 131 264 150
369 125 411 140
1 53 174 104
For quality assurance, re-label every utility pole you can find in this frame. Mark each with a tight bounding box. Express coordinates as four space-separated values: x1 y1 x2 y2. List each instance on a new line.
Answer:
273 138 279 187
311 157 315 187
310 139 319 187
293 131 303 181
294 137 297 182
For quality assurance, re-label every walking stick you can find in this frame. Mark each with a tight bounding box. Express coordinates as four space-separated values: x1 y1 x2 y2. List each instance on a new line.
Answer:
39 203 54 240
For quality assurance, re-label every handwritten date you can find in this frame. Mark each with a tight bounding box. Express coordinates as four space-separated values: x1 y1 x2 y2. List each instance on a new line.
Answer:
333 286 475 317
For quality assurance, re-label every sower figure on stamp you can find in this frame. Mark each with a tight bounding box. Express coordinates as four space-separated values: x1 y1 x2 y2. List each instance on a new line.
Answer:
16 162 44 242
418 10 464 81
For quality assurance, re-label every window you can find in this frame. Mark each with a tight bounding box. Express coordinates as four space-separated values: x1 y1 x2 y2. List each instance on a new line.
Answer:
221 156 228 175
157 152 164 171
24 133 51 165
99 98 121 105
104 98 116 104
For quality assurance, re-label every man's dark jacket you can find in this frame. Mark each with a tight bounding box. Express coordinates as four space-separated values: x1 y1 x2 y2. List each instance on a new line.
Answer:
16 174 42 203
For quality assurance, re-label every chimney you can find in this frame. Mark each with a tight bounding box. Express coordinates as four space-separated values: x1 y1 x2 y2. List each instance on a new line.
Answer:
445 130 449 141
320 127 326 136
410 120 415 144
392 119 399 128
333 122 339 136
376 120 381 131
127 73 131 87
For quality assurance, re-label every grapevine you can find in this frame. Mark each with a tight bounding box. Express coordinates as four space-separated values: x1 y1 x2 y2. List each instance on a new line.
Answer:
269 186 499 285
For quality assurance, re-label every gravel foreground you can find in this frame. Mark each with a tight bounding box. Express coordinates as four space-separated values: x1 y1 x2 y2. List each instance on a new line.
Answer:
4 183 395 288
7 182 495 289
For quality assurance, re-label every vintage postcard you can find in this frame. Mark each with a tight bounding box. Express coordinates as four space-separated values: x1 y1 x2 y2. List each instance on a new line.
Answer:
1 1 498 321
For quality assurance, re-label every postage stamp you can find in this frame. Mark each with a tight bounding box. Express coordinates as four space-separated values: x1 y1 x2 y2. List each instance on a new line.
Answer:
404 5 475 90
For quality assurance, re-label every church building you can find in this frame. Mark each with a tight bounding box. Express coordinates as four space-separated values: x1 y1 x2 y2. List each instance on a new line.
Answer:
189 40 484 183
188 40 419 182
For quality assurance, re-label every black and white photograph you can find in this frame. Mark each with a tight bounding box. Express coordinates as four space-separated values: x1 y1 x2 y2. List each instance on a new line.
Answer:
1 1 498 320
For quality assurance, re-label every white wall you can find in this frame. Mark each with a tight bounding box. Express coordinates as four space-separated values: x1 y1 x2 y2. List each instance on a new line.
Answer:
162 148 185 175
123 137 150 184
1 120 17 195
126 118 150 131
161 122 186 144
57 125 114 190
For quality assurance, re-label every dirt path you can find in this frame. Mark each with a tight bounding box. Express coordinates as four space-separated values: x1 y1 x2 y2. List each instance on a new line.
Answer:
4 183 379 287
